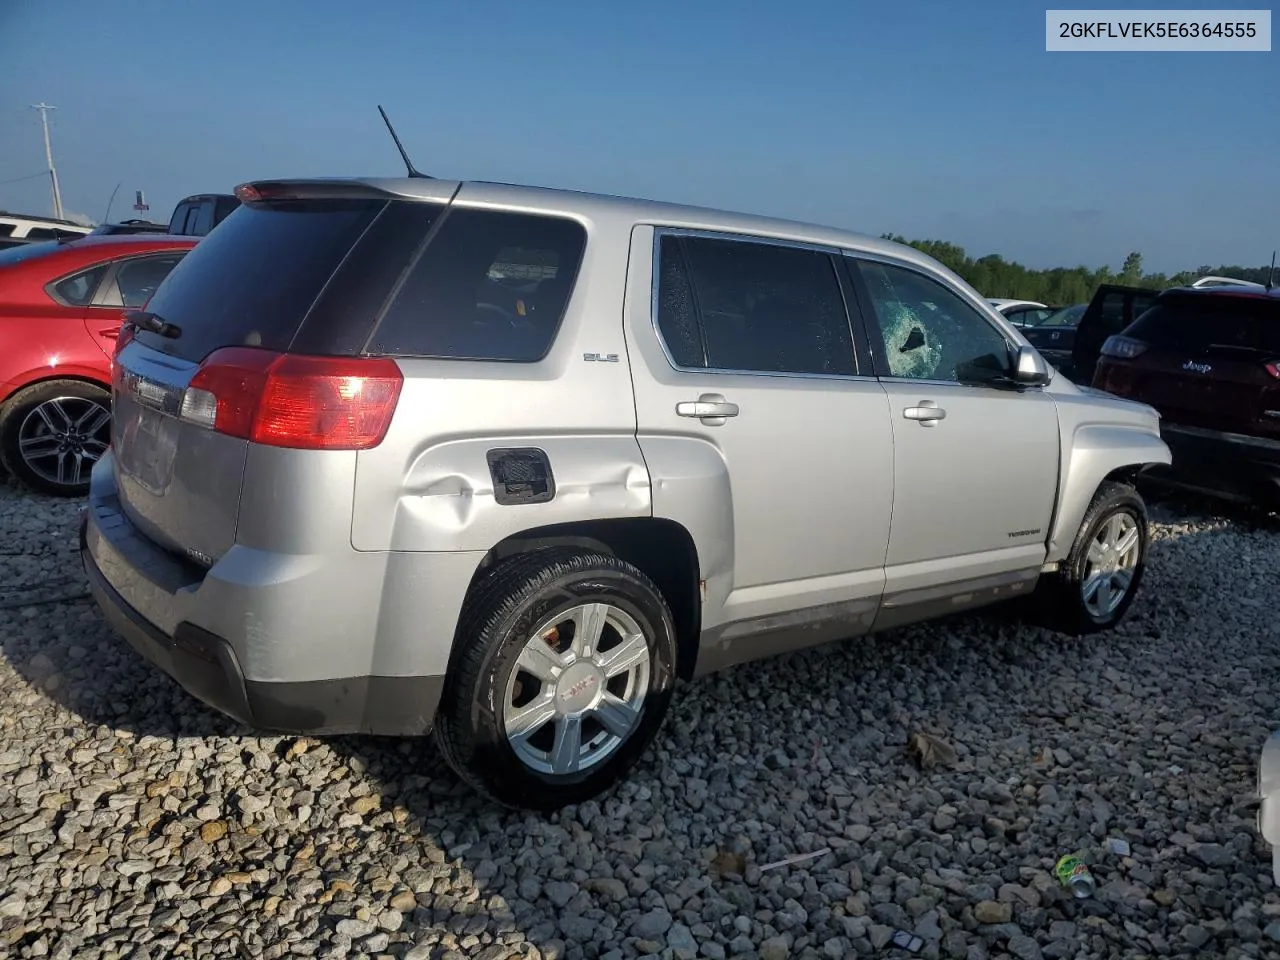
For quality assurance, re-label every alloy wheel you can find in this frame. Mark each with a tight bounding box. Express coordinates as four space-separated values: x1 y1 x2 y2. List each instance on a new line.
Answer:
503 602 651 776
1081 512 1141 618
17 396 111 490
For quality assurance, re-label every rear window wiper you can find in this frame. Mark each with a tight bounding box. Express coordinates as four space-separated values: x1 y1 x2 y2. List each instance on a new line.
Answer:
126 309 182 339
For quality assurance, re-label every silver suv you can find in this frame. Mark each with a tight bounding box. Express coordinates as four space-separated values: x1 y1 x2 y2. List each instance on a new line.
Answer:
82 176 1171 809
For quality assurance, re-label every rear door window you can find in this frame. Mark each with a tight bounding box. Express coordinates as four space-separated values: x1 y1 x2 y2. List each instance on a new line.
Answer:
136 198 390 362
367 207 587 362
99 254 187 308
654 234 857 376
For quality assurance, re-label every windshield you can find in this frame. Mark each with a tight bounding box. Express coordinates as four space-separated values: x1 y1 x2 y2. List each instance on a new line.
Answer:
1031 303 1086 328
0 240 61 267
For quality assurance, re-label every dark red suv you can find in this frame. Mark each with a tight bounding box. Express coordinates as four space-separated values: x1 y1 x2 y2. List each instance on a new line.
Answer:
1093 285 1280 505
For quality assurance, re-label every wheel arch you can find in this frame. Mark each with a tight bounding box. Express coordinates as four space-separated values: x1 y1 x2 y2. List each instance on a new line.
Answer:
1 370 111 407
1045 423 1170 564
459 517 703 680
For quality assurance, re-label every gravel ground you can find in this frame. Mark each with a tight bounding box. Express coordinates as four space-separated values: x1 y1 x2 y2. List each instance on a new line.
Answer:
2 478 1280 960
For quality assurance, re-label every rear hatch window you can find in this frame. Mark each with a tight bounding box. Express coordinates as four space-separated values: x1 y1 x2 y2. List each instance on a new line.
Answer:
136 199 390 363
1127 295 1280 356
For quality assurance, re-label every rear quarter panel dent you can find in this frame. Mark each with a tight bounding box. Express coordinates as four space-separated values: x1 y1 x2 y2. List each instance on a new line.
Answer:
354 435 653 553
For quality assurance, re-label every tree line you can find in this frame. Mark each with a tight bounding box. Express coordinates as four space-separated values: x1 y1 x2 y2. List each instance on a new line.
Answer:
880 235 1275 307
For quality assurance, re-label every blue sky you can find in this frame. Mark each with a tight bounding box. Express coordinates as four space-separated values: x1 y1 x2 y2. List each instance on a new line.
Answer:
0 0 1274 273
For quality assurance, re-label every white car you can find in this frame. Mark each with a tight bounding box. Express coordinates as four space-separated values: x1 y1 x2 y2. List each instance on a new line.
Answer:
988 298 1054 327
1191 276 1265 290
0 213 92 249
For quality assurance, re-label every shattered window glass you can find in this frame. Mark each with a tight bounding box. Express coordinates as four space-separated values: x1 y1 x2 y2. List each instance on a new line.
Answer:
856 260 1011 383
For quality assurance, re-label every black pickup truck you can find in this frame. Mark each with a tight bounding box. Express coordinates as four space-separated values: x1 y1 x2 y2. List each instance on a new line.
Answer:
167 193 240 237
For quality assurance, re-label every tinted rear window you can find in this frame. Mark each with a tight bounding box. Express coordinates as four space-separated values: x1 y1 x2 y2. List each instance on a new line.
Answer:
1127 295 1280 353
367 207 587 362
136 199 387 362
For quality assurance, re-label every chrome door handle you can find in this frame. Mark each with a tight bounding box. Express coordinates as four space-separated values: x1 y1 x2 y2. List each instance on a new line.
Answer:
903 400 946 426
676 394 739 424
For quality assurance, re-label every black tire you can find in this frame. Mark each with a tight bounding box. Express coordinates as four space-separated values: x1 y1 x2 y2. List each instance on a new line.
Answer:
434 548 678 810
0 379 112 497
1033 481 1149 635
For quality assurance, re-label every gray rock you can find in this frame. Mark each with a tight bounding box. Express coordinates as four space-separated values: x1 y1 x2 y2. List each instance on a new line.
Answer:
632 908 673 940
872 902 909 929
760 937 790 960
1183 926 1212 949
915 910 943 941
544 881 578 908
1188 843 1234 868
334 919 375 939
668 923 697 960
869 925 893 950
1006 935 1043 960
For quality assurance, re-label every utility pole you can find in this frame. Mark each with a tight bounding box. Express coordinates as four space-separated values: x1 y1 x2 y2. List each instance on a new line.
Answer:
30 103 65 220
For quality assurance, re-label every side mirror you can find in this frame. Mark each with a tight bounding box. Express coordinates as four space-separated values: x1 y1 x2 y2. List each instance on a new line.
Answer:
1012 345 1052 386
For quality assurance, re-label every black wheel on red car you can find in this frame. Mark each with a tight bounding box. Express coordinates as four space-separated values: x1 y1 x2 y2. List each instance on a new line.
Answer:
0 379 112 497
433 548 678 810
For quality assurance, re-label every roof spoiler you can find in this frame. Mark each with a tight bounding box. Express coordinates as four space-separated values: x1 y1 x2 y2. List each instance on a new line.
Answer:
233 179 402 203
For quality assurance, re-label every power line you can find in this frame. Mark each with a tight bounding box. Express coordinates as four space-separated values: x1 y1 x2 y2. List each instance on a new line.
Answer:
0 171 49 187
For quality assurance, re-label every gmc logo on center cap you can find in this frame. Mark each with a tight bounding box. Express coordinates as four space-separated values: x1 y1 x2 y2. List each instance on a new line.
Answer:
561 675 598 700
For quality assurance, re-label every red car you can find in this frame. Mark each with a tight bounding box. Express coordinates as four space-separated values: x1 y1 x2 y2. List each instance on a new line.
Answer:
1093 284 1280 506
0 234 197 495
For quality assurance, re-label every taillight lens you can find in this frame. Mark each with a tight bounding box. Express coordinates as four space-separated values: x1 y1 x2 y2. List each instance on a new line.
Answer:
182 348 403 450
1266 361 1280 380
1100 335 1148 360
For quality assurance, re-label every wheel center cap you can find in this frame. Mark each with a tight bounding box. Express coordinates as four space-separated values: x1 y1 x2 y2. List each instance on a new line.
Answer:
555 661 603 714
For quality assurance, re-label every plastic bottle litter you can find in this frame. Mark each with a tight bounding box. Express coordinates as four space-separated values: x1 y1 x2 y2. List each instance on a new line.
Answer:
1055 854 1097 898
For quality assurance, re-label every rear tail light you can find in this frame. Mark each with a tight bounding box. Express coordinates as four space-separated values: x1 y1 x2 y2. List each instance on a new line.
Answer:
1100 335 1148 360
181 348 403 450
1266 361 1280 380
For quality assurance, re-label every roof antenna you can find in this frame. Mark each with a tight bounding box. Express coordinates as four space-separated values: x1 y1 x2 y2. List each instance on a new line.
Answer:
1267 250 1276 292
377 105 429 179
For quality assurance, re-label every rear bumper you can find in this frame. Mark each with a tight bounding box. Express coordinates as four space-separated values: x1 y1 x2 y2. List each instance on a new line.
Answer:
78 449 473 736
81 513 444 735
1151 423 1280 502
